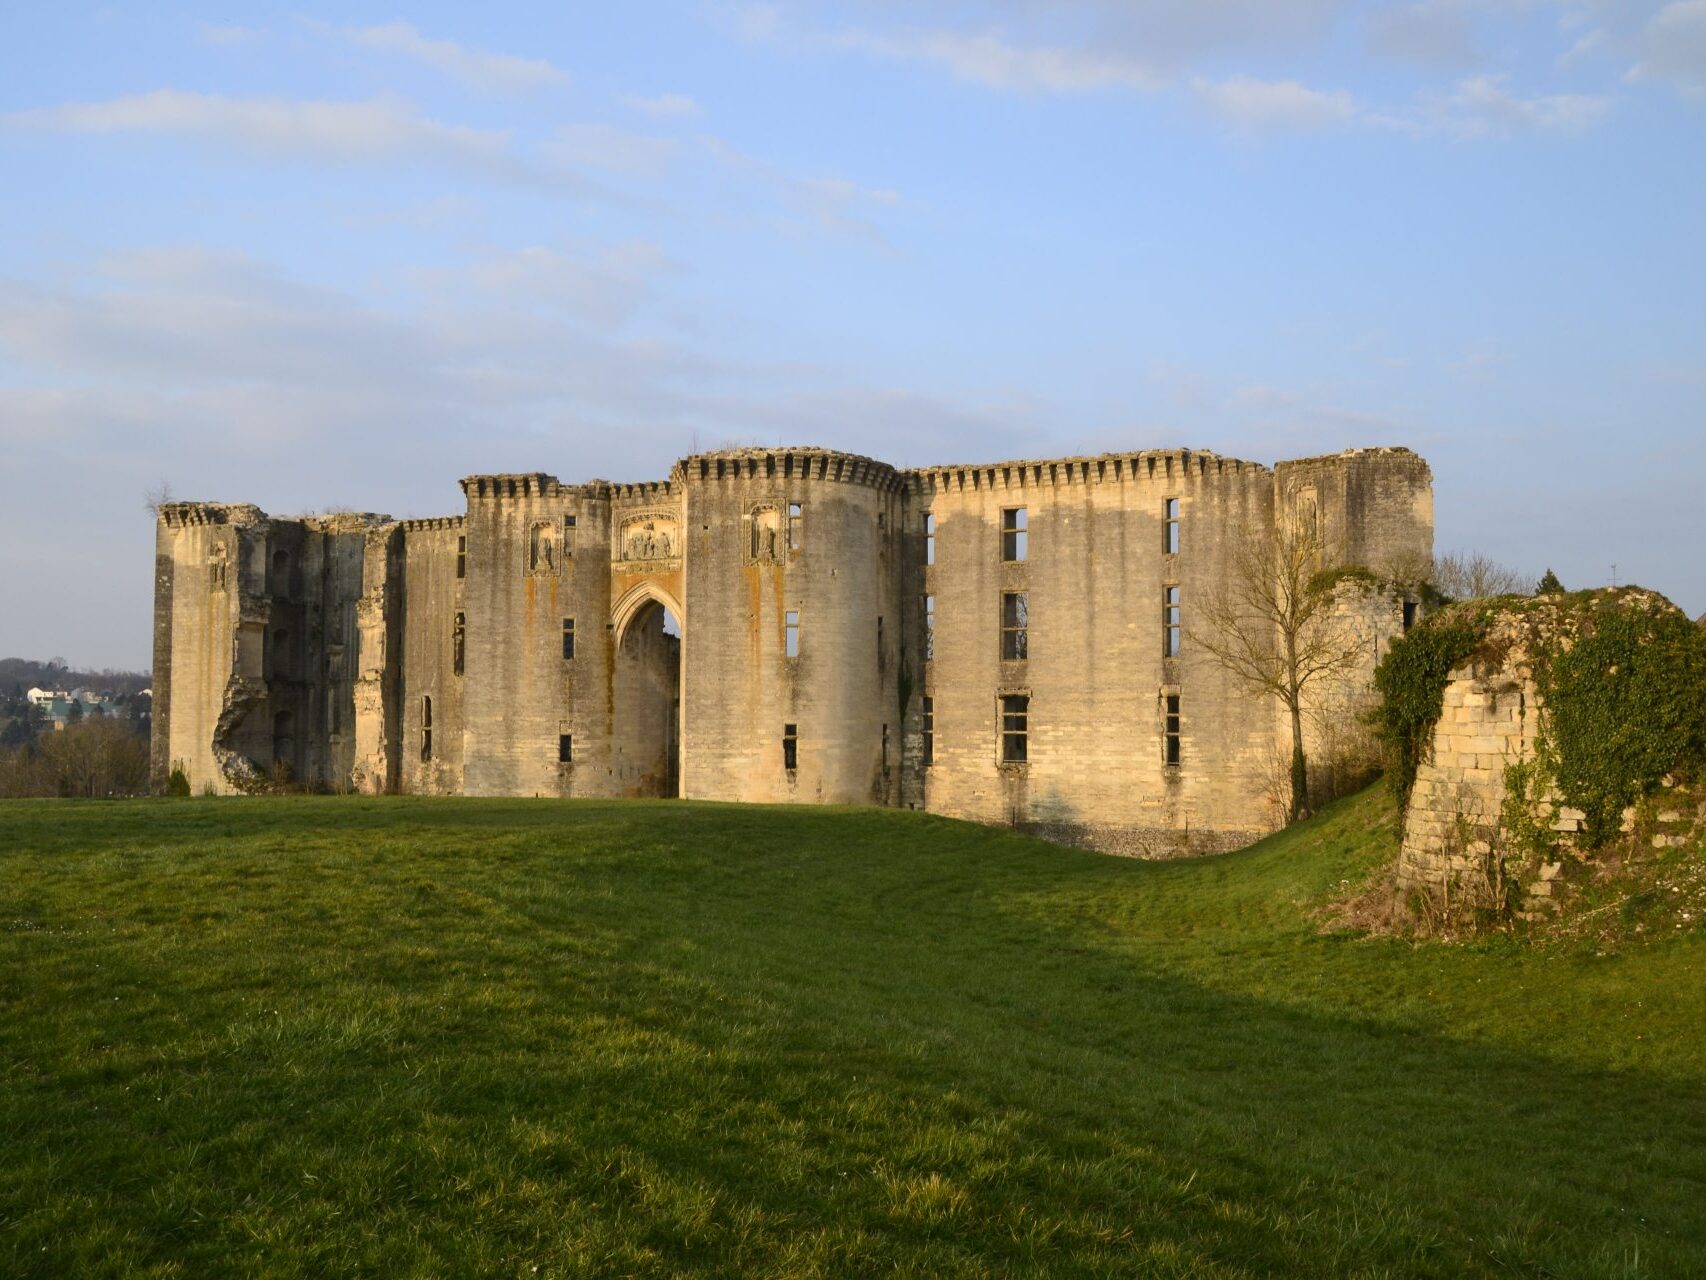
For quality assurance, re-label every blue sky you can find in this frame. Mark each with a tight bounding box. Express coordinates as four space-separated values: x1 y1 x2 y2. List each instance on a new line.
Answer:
1 1 1702 668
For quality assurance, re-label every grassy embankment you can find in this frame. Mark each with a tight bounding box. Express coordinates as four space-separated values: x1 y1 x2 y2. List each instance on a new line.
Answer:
2 787 1704 1278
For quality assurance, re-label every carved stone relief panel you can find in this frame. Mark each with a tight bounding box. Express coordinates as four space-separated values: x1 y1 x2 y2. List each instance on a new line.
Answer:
616 513 680 564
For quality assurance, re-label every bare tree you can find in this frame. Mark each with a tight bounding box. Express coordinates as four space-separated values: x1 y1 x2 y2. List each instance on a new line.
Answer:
1432 551 1528 601
1188 501 1369 824
143 480 175 516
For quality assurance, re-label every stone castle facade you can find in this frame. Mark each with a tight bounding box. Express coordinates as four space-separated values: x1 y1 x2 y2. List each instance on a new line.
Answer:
152 445 1433 855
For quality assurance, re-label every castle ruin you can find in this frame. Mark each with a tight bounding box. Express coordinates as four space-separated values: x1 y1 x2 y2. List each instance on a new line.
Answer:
152 445 1432 855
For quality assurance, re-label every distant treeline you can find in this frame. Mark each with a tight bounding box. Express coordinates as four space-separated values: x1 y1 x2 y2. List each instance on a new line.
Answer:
0 657 152 697
0 680 152 798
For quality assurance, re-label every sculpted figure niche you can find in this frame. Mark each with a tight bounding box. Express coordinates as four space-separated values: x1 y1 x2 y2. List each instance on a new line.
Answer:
618 515 679 563
528 520 559 575
748 506 782 564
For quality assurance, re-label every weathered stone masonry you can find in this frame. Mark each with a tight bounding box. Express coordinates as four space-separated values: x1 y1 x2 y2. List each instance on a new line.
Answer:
153 445 1432 854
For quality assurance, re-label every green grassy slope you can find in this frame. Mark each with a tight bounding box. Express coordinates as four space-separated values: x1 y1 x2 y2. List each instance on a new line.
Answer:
2 788 1703 1278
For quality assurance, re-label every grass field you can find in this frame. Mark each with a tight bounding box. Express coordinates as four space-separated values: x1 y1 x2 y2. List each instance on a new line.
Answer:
3 787 1704 1278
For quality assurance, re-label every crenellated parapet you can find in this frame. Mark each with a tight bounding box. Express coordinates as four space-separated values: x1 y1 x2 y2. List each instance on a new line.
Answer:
682 448 905 493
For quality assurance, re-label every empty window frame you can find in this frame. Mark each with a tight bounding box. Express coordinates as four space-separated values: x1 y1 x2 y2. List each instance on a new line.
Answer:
785 610 800 659
1001 591 1029 661
1163 585 1181 658
922 696 934 766
788 502 802 551
456 534 467 579
924 594 935 662
422 696 433 761
783 722 798 770
1163 498 1180 555
564 514 576 556
1000 693 1029 764
1402 599 1418 633
453 611 465 676
1002 507 1028 562
1163 694 1182 766
924 512 936 566
559 734 573 764
562 618 575 661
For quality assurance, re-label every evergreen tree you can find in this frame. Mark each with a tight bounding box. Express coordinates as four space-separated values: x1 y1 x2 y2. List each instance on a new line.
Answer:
1537 569 1565 595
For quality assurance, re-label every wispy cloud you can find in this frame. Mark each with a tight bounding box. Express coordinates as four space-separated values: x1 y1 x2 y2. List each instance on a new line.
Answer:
340 21 570 92
1628 0 1706 98
1193 76 1357 131
1 90 593 191
1430 73 1613 136
833 27 1164 94
623 93 701 118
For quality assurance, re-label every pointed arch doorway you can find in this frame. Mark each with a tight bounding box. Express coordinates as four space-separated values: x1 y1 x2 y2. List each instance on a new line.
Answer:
611 583 683 798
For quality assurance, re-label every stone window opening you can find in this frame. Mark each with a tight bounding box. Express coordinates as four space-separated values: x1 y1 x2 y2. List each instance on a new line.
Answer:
1163 585 1182 658
925 594 935 662
877 616 885 673
562 618 575 661
783 723 798 771
1001 592 1028 661
1000 693 1029 764
1164 498 1180 555
422 696 433 762
1002 507 1028 562
924 512 935 566
558 734 573 764
270 549 290 596
1163 693 1182 767
456 535 466 579
922 696 934 766
453 612 465 676
882 722 890 771
564 514 576 556
785 610 800 659
1402 599 1418 633
271 629 290 679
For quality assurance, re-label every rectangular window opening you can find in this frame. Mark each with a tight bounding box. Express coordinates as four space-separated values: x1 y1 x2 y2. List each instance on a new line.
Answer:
783 722 798 771
922 696 934 767
924 594 935 663
1001 693 1029 764
562 618 575 661
456 534 466 579
784 610 800 659
924 512 935 566
559 734 573 764
1002 507 1028 562
422 696 433 762
877 616 884 672
788 502 802 551
881 722 889 769
1163 585 1181 658
1164 694 1182 767
564 514 576 556
1164 498 1180 556
1001 591 1029 661
1402 600 1418 633
453 612 465 676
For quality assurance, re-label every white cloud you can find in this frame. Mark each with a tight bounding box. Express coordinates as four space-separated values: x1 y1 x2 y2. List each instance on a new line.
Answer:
623 93 702 118
1192 76 1358 130
1 90 589 190
1435 73 1613 135
340 21 570 91
1367 2 1478 69
834 27 1164 94
1629 0 1706 97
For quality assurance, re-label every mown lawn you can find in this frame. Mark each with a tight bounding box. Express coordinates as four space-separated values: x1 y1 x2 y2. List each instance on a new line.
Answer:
2 787 1703 1278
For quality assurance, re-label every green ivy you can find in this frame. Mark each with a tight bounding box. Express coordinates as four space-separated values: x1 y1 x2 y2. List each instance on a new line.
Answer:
1533 593 1706 845
1372 606 1491 814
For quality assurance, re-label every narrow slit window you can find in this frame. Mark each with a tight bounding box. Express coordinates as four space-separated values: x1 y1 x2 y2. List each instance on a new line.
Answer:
562 618 575 661
1001 591 1028 661
924 594 935 663
783 722 798 770
924 512 935 566
1001 693 1029 764
785 610 800 659
881 723 889 769
788 502 802 551
453 612 465 676
422 696 433 761
558 734 573 764
877 616 885 671
564 514 576 556
1163 586 1181 658
456 534 466 579
922 696 934 766
1164 498 1180 555
1002 507 1028 561
1164 694 1182 766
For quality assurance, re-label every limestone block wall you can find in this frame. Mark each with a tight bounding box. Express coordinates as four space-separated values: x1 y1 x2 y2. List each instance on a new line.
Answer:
679 450 903 805
397 519 466 795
